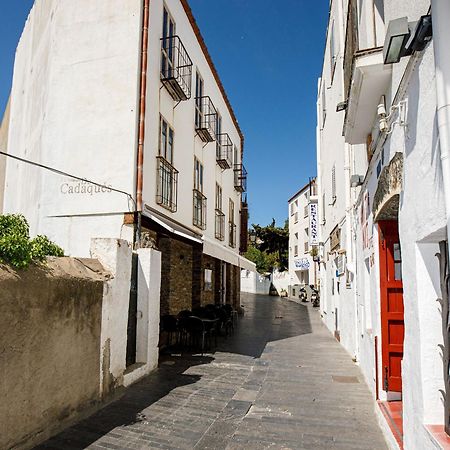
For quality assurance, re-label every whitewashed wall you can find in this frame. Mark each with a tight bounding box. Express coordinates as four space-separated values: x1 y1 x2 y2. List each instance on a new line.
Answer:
4 0 142 256
143 0 242 256
0 99 9 213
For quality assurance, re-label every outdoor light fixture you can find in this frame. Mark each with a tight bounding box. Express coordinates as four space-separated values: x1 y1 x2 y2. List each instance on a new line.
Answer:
336 100 348 112
383 17 411 64
383 14 432 65
350 175 364 187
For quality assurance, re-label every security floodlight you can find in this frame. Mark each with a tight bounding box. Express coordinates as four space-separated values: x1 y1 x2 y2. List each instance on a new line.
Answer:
383 17 411 64
350 175 364 187
336 101 348 112
404 15 432 53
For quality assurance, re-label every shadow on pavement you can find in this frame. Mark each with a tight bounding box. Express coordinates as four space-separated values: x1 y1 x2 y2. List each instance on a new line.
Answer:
35 294 312 449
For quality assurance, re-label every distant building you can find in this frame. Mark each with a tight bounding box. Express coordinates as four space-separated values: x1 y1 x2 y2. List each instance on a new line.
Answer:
3 0 253 317
287 178 318 298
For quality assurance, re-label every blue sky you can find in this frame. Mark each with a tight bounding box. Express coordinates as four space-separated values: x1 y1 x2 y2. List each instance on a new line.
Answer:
0 0 329 227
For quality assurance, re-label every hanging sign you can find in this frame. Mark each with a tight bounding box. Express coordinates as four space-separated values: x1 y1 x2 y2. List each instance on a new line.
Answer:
294 258 310 270
309 202 318 246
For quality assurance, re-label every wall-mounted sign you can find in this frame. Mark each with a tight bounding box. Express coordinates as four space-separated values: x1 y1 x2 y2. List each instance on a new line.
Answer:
309 202 318 246
294 258 310 270
330 226 341 251
335 254 345 277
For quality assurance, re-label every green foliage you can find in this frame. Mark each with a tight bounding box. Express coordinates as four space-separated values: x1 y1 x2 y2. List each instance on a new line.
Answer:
31 235 64 261
249 219 289 271
0 214 64 268
244 245 278 273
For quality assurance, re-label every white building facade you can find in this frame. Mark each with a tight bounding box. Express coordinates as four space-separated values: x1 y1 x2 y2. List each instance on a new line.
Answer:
2 0 252 320
317 0 450 448
287 179 318 299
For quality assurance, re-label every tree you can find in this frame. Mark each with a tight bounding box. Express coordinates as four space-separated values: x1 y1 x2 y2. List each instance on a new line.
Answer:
246 219 289 272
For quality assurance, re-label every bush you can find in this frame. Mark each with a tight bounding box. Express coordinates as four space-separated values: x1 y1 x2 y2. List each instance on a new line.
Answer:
31 235 64 261
0 214 64 268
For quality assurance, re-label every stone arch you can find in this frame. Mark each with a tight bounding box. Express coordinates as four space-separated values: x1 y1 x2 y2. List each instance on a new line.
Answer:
373 152 403 222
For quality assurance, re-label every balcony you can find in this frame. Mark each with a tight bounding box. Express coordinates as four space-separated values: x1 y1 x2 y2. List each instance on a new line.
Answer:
343 48 392 144
195 96 217 142
216 133 233 169
160 35 193 101
229 221 236 248
215 209 225 240
156 156 178 212
234 164 247 192
193 189 207 230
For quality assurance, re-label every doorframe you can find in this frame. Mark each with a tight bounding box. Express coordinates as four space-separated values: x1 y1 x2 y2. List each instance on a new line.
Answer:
378 220 404 395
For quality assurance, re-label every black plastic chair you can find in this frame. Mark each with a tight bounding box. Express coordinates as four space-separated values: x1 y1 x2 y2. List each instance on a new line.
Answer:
184 316 210 354
161 315 178 347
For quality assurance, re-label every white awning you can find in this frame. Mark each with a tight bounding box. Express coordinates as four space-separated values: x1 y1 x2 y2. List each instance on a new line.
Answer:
239 256 256 272
142 206 203 244
203 238 240 266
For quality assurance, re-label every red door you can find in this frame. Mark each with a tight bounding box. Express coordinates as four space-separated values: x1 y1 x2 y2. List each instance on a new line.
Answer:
379 220 404 393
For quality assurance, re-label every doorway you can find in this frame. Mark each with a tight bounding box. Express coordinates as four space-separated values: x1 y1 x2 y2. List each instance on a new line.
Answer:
220 261 227 305
378 220 404 393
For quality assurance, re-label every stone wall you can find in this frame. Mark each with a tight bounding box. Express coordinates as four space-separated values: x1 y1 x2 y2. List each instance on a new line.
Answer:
0 258 108 450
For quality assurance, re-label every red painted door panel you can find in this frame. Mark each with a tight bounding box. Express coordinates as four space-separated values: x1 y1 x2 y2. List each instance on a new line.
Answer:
379 221 404 393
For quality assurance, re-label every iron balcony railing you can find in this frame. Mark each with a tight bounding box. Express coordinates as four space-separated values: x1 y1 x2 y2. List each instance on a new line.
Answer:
160 35 193 101
229 221 236 248
234 164 247 192
215 209 225 240
216 133 233 169
193 189 207 230
195 96 217 142
156 156 178 212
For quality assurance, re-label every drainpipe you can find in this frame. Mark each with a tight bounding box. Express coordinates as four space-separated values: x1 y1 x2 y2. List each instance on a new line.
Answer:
432 0 450 435
432 0 450 248
135 0 150 246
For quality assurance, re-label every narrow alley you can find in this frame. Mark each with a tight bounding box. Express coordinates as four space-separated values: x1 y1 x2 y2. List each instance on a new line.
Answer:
37 294 387 450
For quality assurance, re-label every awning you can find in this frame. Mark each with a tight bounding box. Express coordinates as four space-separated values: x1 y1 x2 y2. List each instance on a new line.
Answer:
143 205 203 244
203 238 239 266
239 256 256 272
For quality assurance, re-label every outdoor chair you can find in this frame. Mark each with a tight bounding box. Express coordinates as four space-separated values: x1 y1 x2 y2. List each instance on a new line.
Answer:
184 316 211 355
160 314 178 347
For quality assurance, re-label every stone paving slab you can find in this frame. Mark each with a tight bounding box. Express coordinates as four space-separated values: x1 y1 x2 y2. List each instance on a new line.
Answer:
36 294 387 450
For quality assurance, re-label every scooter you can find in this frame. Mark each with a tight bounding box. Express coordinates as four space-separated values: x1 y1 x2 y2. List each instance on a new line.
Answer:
311 288 320 307
299 287 308 303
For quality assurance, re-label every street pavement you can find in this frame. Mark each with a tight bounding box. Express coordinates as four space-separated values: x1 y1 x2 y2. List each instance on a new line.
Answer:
36 293 387 450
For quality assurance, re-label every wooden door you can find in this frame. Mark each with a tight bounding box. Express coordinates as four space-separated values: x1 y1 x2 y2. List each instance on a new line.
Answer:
379 220 404 393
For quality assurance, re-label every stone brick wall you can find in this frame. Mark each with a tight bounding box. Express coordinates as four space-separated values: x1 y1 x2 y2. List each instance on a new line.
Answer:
157 235 196 315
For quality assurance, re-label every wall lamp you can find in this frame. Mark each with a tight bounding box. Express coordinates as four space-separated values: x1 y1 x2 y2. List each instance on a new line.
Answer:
350 175 364 187
383 14 432 65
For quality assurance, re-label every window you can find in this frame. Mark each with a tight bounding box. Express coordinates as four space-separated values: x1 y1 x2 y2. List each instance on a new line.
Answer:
290 203 295 216
193 157 206 229
329 20 338 82
229 199 236 248
322 192 326 225
215 183 224 240
304 241 309 253
194 157 203 192
156 121 178 212
195 71 203 128
331 165 336 204
216 113 222 153
159 116 174 163
304 205 309 218
294 233 299 257
321 82 327 128
161 7 176 78
234 146 239 166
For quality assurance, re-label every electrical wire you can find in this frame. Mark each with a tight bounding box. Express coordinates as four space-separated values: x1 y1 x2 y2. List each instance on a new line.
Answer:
0 150 136 211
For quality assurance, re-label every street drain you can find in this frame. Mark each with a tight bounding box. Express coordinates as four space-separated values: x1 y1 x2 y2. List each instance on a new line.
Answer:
332 375 359 383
